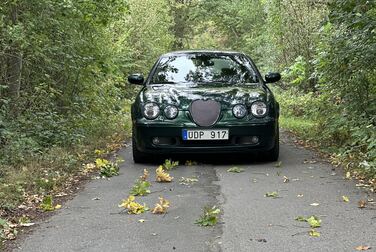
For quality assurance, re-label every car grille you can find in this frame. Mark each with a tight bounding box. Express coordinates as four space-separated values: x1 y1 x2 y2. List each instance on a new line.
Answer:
189 100 221 127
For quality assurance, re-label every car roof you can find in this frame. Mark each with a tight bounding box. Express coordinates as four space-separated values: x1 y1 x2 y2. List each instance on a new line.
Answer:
161 50 245 57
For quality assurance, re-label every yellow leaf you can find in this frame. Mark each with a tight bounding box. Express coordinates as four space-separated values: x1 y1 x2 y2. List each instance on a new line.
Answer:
309 229 320 237
156 166 173 182
95 158 109 168
119 196 147 214
345 171 351 179
152 197 170 214
140 169 149 181
355 245 371 251
342 195 349 202
54 204 62 210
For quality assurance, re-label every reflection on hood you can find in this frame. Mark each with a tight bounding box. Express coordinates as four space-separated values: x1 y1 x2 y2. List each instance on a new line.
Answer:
140 84 267 110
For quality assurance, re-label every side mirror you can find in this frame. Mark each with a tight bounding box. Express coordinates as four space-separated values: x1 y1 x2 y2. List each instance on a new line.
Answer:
128 74 144 85
265 72 281 83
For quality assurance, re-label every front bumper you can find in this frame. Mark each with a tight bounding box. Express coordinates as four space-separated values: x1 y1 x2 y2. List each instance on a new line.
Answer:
133 119 278 154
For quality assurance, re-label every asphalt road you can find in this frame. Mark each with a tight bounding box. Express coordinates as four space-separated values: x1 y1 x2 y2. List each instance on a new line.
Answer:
15 133 375 252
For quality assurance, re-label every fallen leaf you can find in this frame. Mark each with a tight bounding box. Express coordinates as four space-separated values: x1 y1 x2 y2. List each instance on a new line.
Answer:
227 167 244 173
310 203 320 206
179 177 199 185
306 216 321 228
274 161 282 168
140 169 149 181
195 206 220 226
309 229 320 237
20 223 35 227
295 216 306 222
295 215 321 228
283 176 290 183
54 204 62 210
119 195 148 214
138 219 146 223
265 192 278 198
346 171 351 179
355 245 371 251
156 166 173 182
55 192 68 197
342 196 349 202
358 200 367 209
152 197 170 214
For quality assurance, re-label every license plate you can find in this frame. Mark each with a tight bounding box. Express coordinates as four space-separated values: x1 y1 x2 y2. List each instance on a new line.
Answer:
182 129 229 140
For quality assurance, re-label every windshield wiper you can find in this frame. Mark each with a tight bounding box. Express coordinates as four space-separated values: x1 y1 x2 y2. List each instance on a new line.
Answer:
150 81 177 84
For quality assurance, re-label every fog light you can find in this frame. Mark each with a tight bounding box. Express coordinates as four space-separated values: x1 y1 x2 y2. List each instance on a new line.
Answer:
251 136 259 144
152 137 160 145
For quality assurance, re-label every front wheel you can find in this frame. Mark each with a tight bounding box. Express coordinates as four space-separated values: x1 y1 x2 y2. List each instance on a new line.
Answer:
132 136 151 163
263 130 279 162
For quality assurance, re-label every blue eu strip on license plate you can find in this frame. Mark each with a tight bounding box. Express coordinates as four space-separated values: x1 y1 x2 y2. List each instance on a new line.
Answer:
182 129 188 140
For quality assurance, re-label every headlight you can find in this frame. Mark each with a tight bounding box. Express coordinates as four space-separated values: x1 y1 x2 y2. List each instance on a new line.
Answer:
251 101 267 117
164 105 179 119
232 104 247 118
143 103 160 119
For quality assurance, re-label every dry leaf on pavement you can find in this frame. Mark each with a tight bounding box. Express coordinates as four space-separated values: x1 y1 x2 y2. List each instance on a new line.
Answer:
152 197 170 214
355 245 371 251
358 200 367 209
342 195 349 202
156 166 173 182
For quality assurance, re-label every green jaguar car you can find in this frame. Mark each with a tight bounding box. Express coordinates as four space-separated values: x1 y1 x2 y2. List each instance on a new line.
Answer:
129 50 281 163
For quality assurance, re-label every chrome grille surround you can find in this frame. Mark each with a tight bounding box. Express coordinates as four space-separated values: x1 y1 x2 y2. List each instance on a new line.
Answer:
189 100 221 127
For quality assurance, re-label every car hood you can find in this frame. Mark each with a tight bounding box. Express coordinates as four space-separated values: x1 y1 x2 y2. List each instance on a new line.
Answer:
139 84 268 110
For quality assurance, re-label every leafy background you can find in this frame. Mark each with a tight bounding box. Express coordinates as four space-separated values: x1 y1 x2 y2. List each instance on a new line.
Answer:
0 0 375 215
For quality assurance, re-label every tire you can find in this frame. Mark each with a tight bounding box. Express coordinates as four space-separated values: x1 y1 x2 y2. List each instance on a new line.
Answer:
263 129 279 162
132 136 151 164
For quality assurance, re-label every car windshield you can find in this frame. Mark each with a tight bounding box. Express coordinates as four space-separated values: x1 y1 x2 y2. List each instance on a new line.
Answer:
150 54 258 85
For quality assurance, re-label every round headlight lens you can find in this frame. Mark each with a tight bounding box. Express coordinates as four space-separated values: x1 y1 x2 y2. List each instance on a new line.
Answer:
251 101 267 117
143 103 160 119
232 104 247 119
164 105 179 119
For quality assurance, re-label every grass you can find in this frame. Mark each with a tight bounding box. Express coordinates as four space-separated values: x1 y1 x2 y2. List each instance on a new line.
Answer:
280 116 318 139
0 104 132 212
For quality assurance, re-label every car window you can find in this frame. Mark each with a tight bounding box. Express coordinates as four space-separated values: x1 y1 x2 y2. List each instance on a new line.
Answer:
150 54 258 84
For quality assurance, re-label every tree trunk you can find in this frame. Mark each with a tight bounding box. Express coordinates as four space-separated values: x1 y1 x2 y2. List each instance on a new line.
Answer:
7 4 22 99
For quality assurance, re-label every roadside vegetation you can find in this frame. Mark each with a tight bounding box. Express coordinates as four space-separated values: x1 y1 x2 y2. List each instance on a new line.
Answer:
0 0 375 247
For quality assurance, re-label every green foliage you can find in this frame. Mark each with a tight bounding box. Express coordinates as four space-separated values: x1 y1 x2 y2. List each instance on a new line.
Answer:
0 0 375 216
295 215 322 228
39 195 55 212
96 159 120 178
195 206 221 227
163 159 179 170
0 0 174 211
282 56 308 87
130 180 151 196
